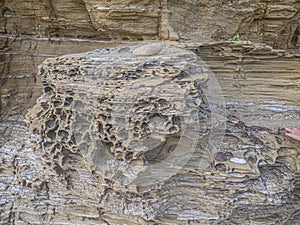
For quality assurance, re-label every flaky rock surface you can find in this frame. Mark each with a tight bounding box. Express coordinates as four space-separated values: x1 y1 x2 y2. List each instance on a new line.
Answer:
0 43 300 224
1 0 299 48
0 0 300 224
26 43 210 181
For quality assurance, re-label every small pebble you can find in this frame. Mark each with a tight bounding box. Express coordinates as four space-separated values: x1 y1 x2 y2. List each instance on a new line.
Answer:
215 152 233 162
230 157 247 164
133 43 163 56
215 152 227 161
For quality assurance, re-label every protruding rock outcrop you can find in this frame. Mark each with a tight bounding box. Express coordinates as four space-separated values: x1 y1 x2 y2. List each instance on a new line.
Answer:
26 43 213 181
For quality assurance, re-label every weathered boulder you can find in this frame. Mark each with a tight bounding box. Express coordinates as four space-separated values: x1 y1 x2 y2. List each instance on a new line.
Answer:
26 43 216 184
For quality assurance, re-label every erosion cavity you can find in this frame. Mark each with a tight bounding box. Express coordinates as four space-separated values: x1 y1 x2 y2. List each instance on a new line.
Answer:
26 43 214 180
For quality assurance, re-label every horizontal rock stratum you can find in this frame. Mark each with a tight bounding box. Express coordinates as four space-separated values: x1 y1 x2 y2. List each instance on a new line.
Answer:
1 0 299 49
0 43 300 224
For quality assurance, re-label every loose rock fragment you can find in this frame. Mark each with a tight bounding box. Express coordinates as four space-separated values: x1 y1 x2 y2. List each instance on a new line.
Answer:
133 43 163 56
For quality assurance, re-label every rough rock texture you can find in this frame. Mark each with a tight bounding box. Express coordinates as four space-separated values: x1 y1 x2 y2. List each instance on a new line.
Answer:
170 0 300 50
0 0 178 41
82 0 178 41
1 43 300 224
1 0 300 124
1 1 300 224
26 43 210 174
0 0 101 39
0 0 299 48
0 36 125 119
189 42 300 175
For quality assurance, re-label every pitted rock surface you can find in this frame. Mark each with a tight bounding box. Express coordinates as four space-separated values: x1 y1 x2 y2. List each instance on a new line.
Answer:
26 43 210 173
1 42 300 224
1 0 300 223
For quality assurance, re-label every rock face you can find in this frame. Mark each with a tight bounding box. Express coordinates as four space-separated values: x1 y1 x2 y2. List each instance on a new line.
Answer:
0 0 178 41
1 0 299 48
1 43 300 224
1 0 300 122
82 0 178 41
1 0 300 224
170 0 300 50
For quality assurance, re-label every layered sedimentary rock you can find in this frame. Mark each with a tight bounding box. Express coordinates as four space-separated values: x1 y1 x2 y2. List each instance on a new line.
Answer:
170 0 300 50
0 0 177 41
0 0 299 48
0 36 124 118
0 0 300 224
1 0 300 119
82 0 178 40
0 0 101 39
1 43 300 224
